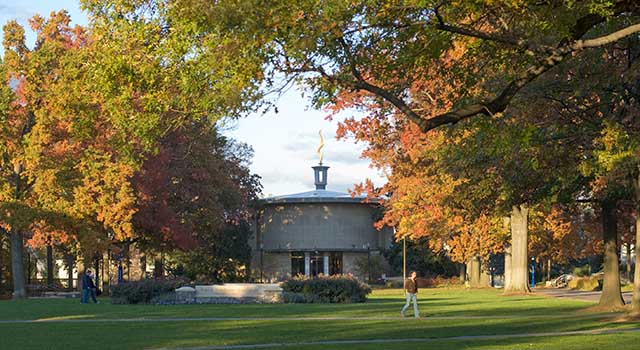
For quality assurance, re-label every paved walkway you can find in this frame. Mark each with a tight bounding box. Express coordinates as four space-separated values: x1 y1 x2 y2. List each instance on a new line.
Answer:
0 313 609 324
535 288 633 303
147 327 640 350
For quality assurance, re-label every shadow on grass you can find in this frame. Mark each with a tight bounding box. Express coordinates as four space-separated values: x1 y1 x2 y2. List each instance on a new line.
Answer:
1 311 635 350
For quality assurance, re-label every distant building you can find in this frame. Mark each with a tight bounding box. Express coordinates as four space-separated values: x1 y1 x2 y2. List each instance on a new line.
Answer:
250 163 393 281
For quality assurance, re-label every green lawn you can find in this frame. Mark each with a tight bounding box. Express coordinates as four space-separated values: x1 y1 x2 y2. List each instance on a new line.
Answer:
0 288 637 350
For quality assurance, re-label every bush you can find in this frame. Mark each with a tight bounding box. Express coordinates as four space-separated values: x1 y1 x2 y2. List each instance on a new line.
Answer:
110 279 184 304
572 265 591 277
281 275 371 303
567 277 600 291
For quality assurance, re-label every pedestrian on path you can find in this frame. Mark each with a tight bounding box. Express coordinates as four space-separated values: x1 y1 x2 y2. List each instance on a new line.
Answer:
81 269 98 304
401 271 420 318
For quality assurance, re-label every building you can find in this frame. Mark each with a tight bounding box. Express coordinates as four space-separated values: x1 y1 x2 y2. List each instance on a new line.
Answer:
250 163 393 281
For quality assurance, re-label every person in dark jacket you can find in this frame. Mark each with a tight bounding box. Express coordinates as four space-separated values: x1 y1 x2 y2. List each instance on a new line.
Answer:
81 270 98 304
401 271 420 317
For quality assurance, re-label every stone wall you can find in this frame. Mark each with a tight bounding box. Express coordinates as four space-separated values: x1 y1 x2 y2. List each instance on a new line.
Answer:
258 203 391 251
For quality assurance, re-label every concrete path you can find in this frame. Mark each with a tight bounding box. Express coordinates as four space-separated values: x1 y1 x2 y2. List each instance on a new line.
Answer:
147 327 640 350
535 288 633 303
0 313 609 324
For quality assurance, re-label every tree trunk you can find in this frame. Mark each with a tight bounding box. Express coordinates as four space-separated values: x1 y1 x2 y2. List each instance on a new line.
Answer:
626 243 632 282
65 254 75 291
0 235 3 292
480 262 491 287
76 260 84 292
458 263 466 283
504 244 512 290
599 200 625 309
94 258 100 291
154 253 164 279
46 245 54 288
469 257 481 288
10 230 26 299
505 205 530 293
547 259 552 282
632 173 640 315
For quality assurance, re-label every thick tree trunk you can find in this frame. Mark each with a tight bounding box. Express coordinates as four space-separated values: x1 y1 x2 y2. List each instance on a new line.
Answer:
599 200 625 309
469 257 481 288
65 254 75 290
504 244 512 290
505 205 530 293
458 263 466 282
154 253 164 279
10 230 26 299
633 209 640 316
76 260 84 292
46 245 54 288
480 262 491 287
632 173 640 315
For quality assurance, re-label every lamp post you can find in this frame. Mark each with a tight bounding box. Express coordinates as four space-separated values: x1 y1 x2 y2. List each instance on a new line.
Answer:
403 235 406 291
530 257 536 289
259 242 264 283
367 243 371 283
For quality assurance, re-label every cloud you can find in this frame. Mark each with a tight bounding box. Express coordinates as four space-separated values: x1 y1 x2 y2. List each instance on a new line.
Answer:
283 139 317 153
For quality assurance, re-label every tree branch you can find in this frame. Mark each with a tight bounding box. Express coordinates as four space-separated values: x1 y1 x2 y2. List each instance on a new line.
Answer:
418 22 640 132
432 5 553 55
574 23 640 49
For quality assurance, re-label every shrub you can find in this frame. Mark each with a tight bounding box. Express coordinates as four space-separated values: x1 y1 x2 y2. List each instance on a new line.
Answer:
110 279 183 304
572 265 591 277
567 277 600 291
414 276 463 288
281 275 371 303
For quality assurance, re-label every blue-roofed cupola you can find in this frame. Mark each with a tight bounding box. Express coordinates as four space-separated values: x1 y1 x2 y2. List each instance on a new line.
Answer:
312 164 329 190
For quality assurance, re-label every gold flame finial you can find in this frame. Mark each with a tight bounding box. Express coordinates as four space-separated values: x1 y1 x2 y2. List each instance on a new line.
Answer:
317 130 325 165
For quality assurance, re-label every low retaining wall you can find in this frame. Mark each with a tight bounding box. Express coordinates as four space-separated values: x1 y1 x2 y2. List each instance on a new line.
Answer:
174 283 283 304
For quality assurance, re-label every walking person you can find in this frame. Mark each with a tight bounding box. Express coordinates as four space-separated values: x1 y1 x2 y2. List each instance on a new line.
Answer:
81 269 98 304
401 271 420 318
81 270 92 304
89 271 99 304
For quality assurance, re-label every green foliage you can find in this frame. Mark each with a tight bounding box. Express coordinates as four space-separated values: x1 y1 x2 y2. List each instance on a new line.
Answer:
169 221 253 283
573 264 592 277
281 275 372 303
110 279 183 304
383 238 459 277
352 255 387 282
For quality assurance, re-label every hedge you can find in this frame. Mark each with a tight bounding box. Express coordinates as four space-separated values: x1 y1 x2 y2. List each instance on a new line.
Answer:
281 275 371 303
110 279 183 304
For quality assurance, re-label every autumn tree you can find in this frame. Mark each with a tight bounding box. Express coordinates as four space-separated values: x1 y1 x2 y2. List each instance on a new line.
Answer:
133 123 261 282
0 12 92 299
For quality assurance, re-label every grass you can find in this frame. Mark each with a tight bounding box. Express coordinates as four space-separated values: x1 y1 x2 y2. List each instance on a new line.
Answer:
0 287 637 350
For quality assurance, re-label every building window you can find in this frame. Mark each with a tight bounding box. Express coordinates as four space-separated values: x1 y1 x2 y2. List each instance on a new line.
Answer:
291 252 305 276
310 252 325 276
329 252 343 275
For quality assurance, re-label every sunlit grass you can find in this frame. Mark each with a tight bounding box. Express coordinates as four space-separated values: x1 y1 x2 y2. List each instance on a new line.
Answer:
0 288 637 350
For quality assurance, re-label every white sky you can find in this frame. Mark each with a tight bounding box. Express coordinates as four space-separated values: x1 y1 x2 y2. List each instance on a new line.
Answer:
1 1 387 196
